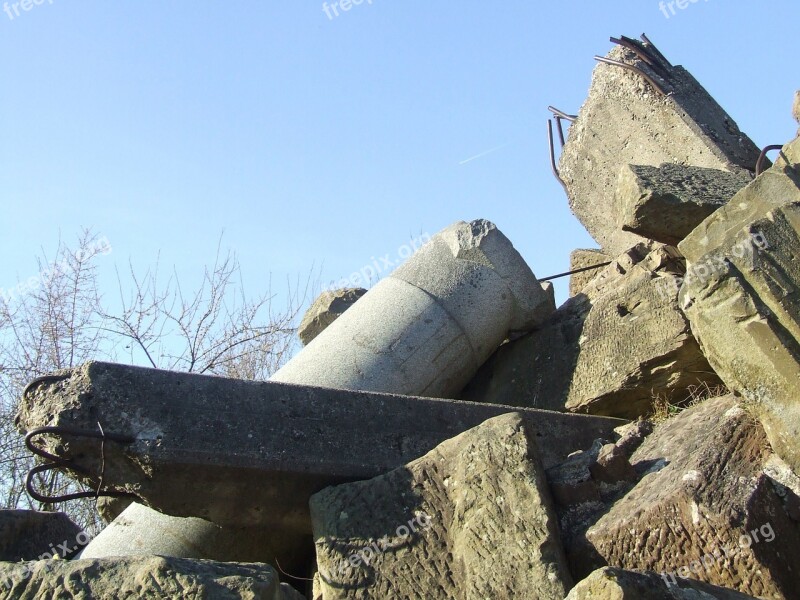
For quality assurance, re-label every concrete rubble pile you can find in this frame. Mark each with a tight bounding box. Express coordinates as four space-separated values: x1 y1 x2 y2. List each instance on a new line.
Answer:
0 35 799 600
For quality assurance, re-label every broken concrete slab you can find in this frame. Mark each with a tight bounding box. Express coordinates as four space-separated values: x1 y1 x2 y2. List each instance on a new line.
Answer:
617 163 752 246
298 288 366 346
559 40 761 256
310 413 572 600
568 248 611 297
568 397 800 598
0 556 290 599
271 219 552 399
566 567 759 599
461 244 722 418
0 510 82 562
16 362 624 537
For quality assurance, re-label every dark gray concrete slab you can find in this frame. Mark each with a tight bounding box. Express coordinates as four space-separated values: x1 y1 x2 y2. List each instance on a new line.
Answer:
17 362 624 533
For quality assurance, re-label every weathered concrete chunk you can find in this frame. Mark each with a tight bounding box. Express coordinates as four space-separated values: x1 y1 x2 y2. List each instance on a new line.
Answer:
0 555 289 599
272 219 552 399
0 510 82 562
462 244 722 418
569 396 800 598
568 248 611 297
678 138 800 473
298 288 366 346
310 413 572 600
617 163 752 246
566 567 759 599
560 40 760 256
16 362 623 546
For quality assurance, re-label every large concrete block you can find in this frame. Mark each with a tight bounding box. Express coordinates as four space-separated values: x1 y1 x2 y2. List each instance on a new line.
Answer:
568 248 611 297
271 219 552 399
617 163 752 246
17 362 624 542
568 397 800 598
678 135 800 473
310 413 572 600
462 244 722 418
297 288 366 346
560 41 760 256
0 555 290 599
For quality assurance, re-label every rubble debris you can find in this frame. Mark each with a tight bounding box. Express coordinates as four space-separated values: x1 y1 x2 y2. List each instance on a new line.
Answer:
567 397 800 598
616 163 752 246
0 555 292 599
0 510 82 562
559 39 760 256
462 244 722 418
566 567 759 599
310 413 572 600
678 133 800 474
271 219 553 399
297 288 366 346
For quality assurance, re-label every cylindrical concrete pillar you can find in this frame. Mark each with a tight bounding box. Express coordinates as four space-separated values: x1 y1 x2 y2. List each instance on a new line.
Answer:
272 219 551 398
80 502 311 572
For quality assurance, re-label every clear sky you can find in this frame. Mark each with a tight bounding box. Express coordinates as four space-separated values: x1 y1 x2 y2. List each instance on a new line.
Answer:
1 1 798 311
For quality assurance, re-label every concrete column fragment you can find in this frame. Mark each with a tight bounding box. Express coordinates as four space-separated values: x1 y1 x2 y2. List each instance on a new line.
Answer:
16 362 624 538
79 502 309 571
271 219 553 399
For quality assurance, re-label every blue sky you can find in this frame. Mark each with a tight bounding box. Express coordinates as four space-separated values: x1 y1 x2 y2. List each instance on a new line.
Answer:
1 1 798 312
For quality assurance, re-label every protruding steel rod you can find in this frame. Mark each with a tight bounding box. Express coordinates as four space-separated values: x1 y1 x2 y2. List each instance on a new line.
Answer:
547 106 577 122
610 36 655 67
540 261 613 282
639 33 673 68
755 144 784 176
548 119 569 194
25 425 137 504
555 116 566 147
594 56 668 97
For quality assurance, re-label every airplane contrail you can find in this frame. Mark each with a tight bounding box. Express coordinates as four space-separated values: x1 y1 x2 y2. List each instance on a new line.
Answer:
458 142 511 165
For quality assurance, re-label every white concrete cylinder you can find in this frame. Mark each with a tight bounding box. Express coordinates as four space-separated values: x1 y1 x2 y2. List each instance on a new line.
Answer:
272 219 551 398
